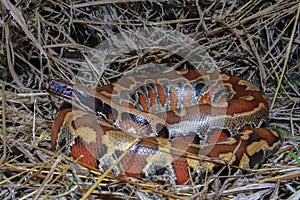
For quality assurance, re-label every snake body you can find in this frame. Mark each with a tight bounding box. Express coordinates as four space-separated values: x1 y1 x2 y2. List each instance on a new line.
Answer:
46 70 282 184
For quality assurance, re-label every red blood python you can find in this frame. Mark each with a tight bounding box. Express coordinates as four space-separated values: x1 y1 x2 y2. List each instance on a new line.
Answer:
45 70 282 184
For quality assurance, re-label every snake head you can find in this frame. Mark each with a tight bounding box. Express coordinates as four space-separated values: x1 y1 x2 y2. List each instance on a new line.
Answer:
45 79 121 124
45 79 97 103
44 79 76 101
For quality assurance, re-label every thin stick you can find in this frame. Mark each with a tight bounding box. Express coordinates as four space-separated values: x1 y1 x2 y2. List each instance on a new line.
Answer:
0 84 7 164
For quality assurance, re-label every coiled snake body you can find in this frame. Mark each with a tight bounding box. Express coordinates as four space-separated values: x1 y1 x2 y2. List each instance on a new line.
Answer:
46 70 282 184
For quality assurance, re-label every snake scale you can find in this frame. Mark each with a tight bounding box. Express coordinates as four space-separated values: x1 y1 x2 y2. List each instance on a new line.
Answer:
45 70 282 184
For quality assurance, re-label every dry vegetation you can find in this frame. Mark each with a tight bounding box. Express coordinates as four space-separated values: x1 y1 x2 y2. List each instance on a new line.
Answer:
0 0 300 199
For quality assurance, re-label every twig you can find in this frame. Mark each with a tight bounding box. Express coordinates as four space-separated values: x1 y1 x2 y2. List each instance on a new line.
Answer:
0 84 7 164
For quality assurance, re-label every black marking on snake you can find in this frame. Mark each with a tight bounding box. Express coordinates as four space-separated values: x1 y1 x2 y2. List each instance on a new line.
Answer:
194 82 206 97
94 98 112 114
152 165 168 176
96 144 108 158
156 123 170 138
248 150 264 168
71 120 76 130
120 112 155 134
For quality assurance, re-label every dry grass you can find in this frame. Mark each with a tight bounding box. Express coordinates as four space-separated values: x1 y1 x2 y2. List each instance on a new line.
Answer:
0 0 299 199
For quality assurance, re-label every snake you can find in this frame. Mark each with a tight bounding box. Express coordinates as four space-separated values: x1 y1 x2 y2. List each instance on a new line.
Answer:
45 70 282 184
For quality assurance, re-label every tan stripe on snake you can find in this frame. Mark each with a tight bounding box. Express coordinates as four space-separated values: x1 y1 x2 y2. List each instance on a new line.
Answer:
45 70 282 184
